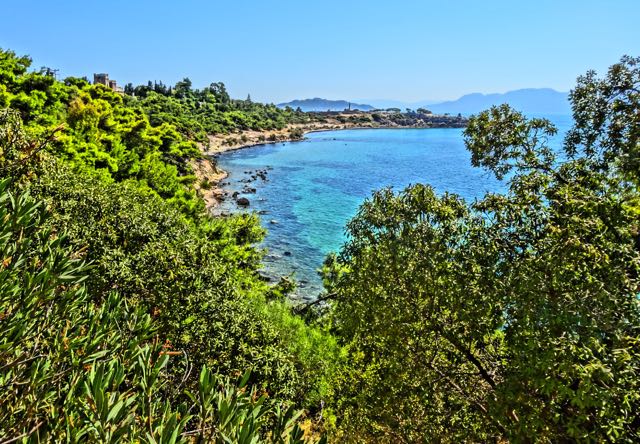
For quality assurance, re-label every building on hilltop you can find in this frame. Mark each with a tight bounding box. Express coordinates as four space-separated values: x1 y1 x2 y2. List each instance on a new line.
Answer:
41 66 59 78
93 73 124 93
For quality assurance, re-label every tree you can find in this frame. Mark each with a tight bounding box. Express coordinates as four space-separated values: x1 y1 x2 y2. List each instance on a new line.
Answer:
327 56 640 441
0 107 326 444
207 81 230 104
174 77 192 98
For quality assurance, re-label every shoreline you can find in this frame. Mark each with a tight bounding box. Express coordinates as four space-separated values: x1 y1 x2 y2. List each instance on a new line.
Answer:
195 114 468 210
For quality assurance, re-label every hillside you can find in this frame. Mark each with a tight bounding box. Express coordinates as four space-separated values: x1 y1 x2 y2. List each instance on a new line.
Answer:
278 98 374 112
427 88 570 115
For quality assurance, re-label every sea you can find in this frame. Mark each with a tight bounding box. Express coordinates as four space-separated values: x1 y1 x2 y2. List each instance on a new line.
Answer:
215 115 572 300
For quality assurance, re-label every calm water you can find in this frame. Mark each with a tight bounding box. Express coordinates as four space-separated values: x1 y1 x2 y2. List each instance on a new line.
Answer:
216 117 571 300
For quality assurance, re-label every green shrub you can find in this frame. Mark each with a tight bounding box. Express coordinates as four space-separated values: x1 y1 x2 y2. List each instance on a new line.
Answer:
0 112 326 444
326 56 640 442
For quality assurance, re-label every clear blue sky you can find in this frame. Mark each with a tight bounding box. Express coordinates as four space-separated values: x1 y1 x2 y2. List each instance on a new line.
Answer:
2 0 638 103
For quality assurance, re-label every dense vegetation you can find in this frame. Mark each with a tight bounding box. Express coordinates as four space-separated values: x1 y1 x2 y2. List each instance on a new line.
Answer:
0 48 336 442
124 79 311 143
1 45 639 443
0 173 315 442
324 56 640 441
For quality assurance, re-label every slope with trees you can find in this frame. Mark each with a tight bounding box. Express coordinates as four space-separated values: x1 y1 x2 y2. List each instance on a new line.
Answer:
125 79 312 144
0 48 337 442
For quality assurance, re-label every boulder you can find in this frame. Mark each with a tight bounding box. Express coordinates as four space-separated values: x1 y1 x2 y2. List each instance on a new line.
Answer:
236 197 250 207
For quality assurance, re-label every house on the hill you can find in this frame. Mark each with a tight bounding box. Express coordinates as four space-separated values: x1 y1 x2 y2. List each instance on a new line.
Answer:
93 73 124 93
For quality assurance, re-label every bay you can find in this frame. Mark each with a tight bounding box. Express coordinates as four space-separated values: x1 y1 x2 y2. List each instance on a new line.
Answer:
216 116 572 300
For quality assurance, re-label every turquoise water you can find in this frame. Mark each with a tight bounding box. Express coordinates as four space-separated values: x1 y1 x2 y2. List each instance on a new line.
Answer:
216 118 570 300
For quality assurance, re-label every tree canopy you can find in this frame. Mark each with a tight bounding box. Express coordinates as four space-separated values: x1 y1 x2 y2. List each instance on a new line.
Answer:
325 56 640 442
0 47 335 442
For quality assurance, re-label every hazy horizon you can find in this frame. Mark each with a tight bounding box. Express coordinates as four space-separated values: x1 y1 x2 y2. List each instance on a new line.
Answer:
2 0 638 103
279 87 570 107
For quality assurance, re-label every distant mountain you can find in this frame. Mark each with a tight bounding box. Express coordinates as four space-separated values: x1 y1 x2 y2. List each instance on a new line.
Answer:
427 88 570 115
278 89 569 115
277 98 374 112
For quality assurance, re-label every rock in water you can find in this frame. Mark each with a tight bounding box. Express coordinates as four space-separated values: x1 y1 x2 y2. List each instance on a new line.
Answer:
236 197 250 207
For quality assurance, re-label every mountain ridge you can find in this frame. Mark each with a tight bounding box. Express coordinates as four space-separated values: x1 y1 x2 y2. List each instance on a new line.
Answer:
427 88 570 115
279 88 570 115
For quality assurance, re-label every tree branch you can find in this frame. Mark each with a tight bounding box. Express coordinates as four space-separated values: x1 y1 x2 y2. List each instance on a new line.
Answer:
436 326 497 390
0 421 44 444
294 292 337 315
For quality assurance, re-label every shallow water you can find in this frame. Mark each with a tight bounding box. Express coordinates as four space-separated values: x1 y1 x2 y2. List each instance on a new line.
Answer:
216 117 571 300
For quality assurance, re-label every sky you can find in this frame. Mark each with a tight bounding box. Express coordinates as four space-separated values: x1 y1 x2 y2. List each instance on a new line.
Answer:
2 0 638 104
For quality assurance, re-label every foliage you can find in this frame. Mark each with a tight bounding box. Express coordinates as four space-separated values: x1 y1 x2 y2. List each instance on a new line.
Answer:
0 155 324 443
0 47 203 217
185 367 324 443
127 79 311 143
0 174 172 440
326 56 640 441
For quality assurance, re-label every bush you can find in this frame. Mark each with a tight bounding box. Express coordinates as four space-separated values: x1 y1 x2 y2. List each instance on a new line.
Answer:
326 56 640 442
0 110 329 444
